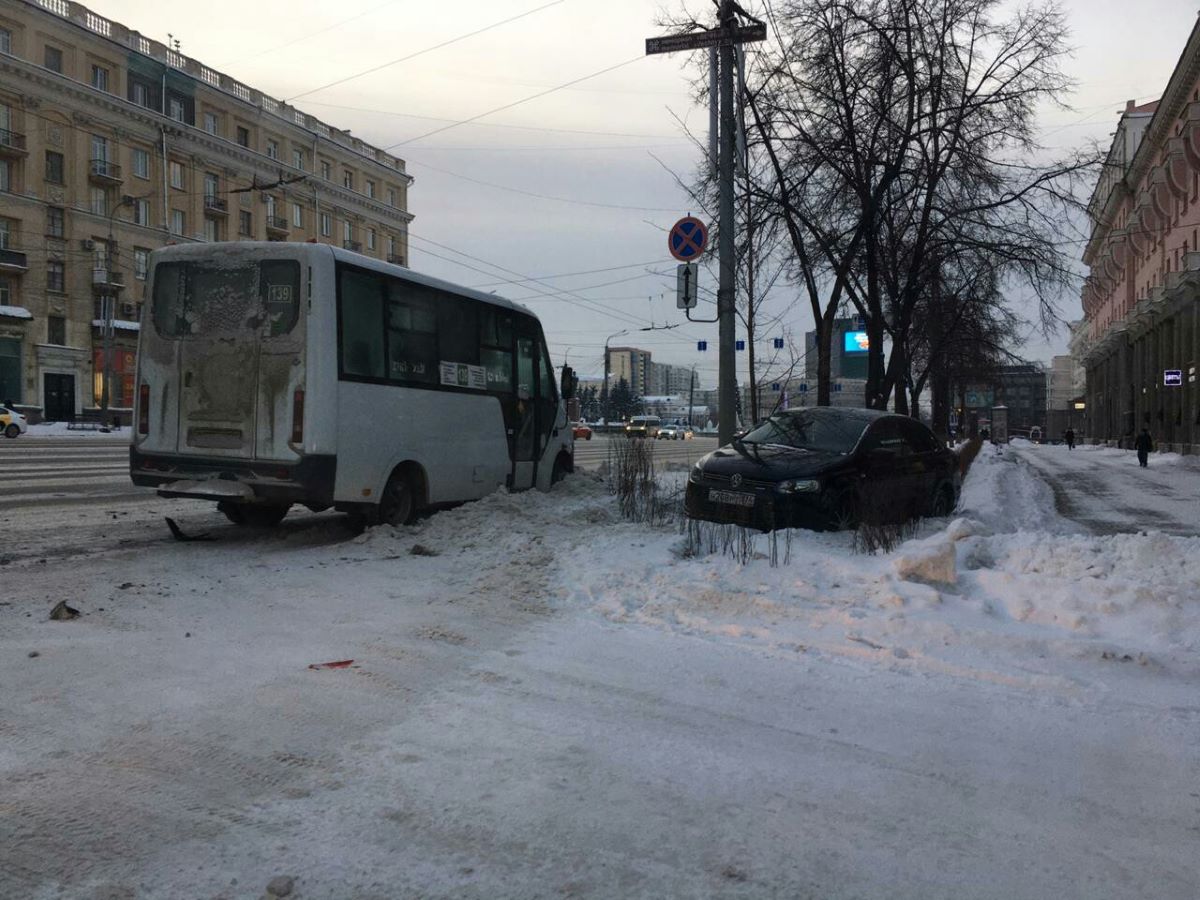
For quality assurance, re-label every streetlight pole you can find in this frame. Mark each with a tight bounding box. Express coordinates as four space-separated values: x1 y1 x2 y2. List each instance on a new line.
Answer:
602 328 628 424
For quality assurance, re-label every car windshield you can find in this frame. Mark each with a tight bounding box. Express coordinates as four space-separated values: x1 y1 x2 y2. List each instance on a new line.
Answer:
738 411 866 454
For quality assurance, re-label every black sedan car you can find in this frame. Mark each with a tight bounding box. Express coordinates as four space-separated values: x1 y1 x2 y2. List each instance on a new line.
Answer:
684 407 960 531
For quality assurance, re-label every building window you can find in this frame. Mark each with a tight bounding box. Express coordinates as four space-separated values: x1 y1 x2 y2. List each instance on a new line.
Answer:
44 150 64 184
292 149 304 171
0 274 10 305
169 161 184 189
0 28 11 55
131 81 150 108
47 259 65 292
387 235 395 258
203 172 219 199
203 112 219 135
169 97 185 122
366 180 375 199
132 148 150 179
44 45 62 73
266 139 279 160
133 198 150 226
320 160 331 180
0 159 9 193
343 221 353 243
204 218 220 242
367 228 376 251
90 65 109 92
239 210 252 236
46 206 64 238
387 188 396 207
90 186 108 216
320 212 331 237
134 248 149 280
91 134 108 164
47 315 66 346
171 209 185 235
236 126 250 148
343 170 353 190
0 219 9 250
292 203 303 228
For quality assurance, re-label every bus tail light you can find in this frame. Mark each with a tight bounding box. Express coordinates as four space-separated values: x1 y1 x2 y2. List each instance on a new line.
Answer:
138 384 149 435
291 389 305 444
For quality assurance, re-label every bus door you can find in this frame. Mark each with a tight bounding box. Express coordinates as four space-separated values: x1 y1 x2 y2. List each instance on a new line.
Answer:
165 258 302 459
512 331 538 489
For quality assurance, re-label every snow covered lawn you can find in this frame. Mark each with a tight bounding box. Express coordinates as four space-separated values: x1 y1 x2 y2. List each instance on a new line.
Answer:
1 448 1197 899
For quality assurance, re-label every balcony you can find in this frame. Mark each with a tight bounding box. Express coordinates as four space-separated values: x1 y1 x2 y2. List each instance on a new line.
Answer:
0 248 29 273
89 159 123 185
387 253 406 266
343 240 362 253
0 128 27 158
92 267 125 290
265 215 289 236
203 195 228 216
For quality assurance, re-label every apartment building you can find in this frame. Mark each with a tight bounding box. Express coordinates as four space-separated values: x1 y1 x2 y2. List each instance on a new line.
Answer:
1080 16 1200 452
0 0 413 419
607 346 652 398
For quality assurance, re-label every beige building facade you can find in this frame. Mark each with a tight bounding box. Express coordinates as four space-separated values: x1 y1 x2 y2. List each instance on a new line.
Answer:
0 0 413 419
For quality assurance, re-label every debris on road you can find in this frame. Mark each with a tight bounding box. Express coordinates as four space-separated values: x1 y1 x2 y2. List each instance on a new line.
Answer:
307 659 355 670
48 601 80 621
266 874 295 897
165 517 214 542
410 543 440 557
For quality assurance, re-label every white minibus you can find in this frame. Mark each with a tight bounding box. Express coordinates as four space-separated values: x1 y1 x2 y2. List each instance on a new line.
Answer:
131 242 576 526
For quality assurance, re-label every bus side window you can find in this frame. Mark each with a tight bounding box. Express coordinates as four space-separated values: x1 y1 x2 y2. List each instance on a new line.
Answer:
386 280 438 384
339 268 385 379
437 294 479 367
480 307 513 393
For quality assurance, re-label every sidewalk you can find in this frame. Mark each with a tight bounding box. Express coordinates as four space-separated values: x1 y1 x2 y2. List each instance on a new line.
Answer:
1009 440 1200 536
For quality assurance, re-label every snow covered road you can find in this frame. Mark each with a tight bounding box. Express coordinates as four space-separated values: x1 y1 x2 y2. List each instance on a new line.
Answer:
1011 441 1200 536
1 449 1198 899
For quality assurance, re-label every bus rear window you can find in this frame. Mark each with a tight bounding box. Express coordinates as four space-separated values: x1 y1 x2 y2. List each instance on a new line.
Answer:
152 260 300 338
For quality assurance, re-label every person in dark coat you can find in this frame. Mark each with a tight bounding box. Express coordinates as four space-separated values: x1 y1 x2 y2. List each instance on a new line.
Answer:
1135 428 1153 468
1065 428 1075 450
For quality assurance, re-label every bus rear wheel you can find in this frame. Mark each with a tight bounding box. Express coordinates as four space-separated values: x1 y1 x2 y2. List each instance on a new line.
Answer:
219 501 290 527
377 472 416 526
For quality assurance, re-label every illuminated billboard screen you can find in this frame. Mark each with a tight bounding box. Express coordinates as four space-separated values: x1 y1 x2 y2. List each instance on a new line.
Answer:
843 331 869 353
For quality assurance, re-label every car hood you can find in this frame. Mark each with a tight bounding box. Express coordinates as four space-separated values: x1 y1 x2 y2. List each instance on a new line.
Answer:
698 442 848 480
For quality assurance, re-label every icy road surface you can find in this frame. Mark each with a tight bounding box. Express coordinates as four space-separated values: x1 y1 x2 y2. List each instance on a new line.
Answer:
1 449 1197 899
1011 440 1200 536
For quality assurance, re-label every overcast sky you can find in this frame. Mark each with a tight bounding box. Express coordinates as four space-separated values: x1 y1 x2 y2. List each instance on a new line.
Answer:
90 0 1200 384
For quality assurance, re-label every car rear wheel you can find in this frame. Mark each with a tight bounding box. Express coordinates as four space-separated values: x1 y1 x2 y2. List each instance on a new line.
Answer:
4 424 19 439
930 485 955 518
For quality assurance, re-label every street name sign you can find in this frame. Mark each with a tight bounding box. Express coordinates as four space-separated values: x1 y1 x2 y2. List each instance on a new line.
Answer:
645 24 767 55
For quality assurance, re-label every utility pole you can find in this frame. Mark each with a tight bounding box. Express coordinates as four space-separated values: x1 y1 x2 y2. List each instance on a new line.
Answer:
688 365 696 427
646 4 763 446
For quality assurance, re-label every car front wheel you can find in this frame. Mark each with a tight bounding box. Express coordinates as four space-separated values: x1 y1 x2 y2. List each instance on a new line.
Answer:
4 424 19 439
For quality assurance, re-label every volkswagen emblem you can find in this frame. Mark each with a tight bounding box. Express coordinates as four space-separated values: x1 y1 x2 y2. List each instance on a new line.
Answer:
730 474 743 488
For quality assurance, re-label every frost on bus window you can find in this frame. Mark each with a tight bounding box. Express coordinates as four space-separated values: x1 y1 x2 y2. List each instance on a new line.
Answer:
262 260 300 336
153 261 257 338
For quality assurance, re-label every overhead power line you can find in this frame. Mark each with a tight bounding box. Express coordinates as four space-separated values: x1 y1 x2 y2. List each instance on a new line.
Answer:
286 0 568 101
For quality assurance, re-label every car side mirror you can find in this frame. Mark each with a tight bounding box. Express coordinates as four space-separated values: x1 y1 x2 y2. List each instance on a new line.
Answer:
560 365 578 401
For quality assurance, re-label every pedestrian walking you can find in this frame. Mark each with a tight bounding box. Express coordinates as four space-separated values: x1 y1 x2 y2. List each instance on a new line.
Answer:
1135 427 1153 468
1065 427 1075 450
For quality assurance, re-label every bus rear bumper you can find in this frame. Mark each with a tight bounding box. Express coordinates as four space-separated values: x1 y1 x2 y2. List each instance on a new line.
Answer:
130 447 337 507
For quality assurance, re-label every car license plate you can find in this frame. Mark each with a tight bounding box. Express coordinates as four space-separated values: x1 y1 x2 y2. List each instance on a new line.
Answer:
708 488 756 507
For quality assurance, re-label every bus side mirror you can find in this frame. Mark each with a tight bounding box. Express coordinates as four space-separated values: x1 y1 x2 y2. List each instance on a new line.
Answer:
560 365 578 401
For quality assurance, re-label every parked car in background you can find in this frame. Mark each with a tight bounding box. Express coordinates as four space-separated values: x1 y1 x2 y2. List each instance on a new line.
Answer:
685 407 960 532
624 415 661 439
572 422 593 440
2 405 28 439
